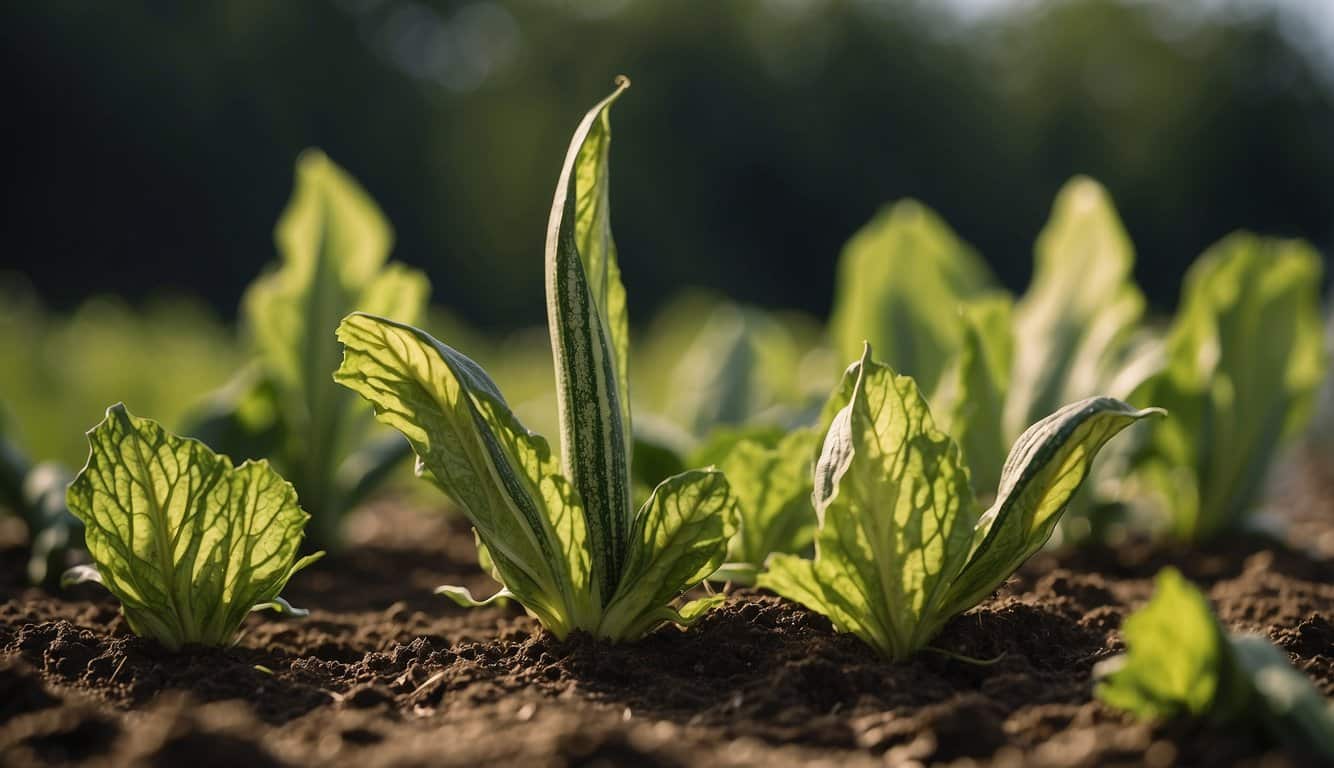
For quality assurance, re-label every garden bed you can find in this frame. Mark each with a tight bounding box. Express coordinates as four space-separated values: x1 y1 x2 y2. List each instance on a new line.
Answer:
2 457 1331 768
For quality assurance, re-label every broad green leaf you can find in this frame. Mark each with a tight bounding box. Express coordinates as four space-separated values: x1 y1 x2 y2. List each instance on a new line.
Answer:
334 313 597 637
545 78 634 599
942 397 1163 616
1095 568 1242 720
1005 177 1146 440
242 150 429 545
829 201 994 397
662 302 804 436
935 295 1013 496
65 404 320 650
598 469 738 641
719 427 817 570
688 423 788 468
1098 569 1333 759
761 347 978 661
1136 234 1325 541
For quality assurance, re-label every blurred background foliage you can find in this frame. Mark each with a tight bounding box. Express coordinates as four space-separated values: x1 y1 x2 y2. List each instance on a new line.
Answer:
3 0 1333 468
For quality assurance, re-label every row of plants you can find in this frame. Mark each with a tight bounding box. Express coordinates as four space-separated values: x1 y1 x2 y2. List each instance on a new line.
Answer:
4 81 1330 754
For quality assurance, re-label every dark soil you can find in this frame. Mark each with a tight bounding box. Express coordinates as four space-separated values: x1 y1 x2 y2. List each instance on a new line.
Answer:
2 456 1332 768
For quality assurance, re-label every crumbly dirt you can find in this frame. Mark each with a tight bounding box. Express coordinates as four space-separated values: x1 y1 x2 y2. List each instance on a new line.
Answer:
2 454 1332 768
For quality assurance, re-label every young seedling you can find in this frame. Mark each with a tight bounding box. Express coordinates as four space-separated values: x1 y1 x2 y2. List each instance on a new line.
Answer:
186 151 430 548
1132 234 1325 542
335 79 738 642
759 345 1162 661
63 404 322 651
1097 568 1334 759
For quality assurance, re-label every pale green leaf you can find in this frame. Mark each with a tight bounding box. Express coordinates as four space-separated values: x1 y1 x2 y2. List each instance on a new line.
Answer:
598 469 738 641
545 78 635 599
65 404 318 650
435 584 514 608
943 397 1164 616
829 200 994 397
60 563 102 588
719 427 817 570
1137 234 1325 541
762 347 978 661
242 150 429 542
334 313 597 638
935 295 1013 496
1006 177 1146 440
663 303 802 435
1097 569 1334 758
1095 568 1240 720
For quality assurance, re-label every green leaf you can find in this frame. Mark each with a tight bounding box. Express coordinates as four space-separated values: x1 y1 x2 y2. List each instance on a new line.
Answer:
242 150 429 546
719 427 817 571
598 469 738 641
934 295 1013 496
64 404 319 650
1095 568 1243 720
688 423 788 468
942 397 1163 616
333 313 598 637
1005 177 1146 440
761 346 978 661
661 303 803 436
1098 569 1334 759
1136 234 1325 541
829 200 994 397
545 78 635 600
179 364 284 465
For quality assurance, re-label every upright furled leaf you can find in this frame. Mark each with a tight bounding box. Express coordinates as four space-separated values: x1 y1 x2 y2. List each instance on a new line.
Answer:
65 404 319 650
762 347 978 661
545 78 634 598
942 397 1164 616
1137 234 1325 541
1005 177 1145 440
334 313 596 637
829 201 994 397
242 150 428 541
598 469 738 641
